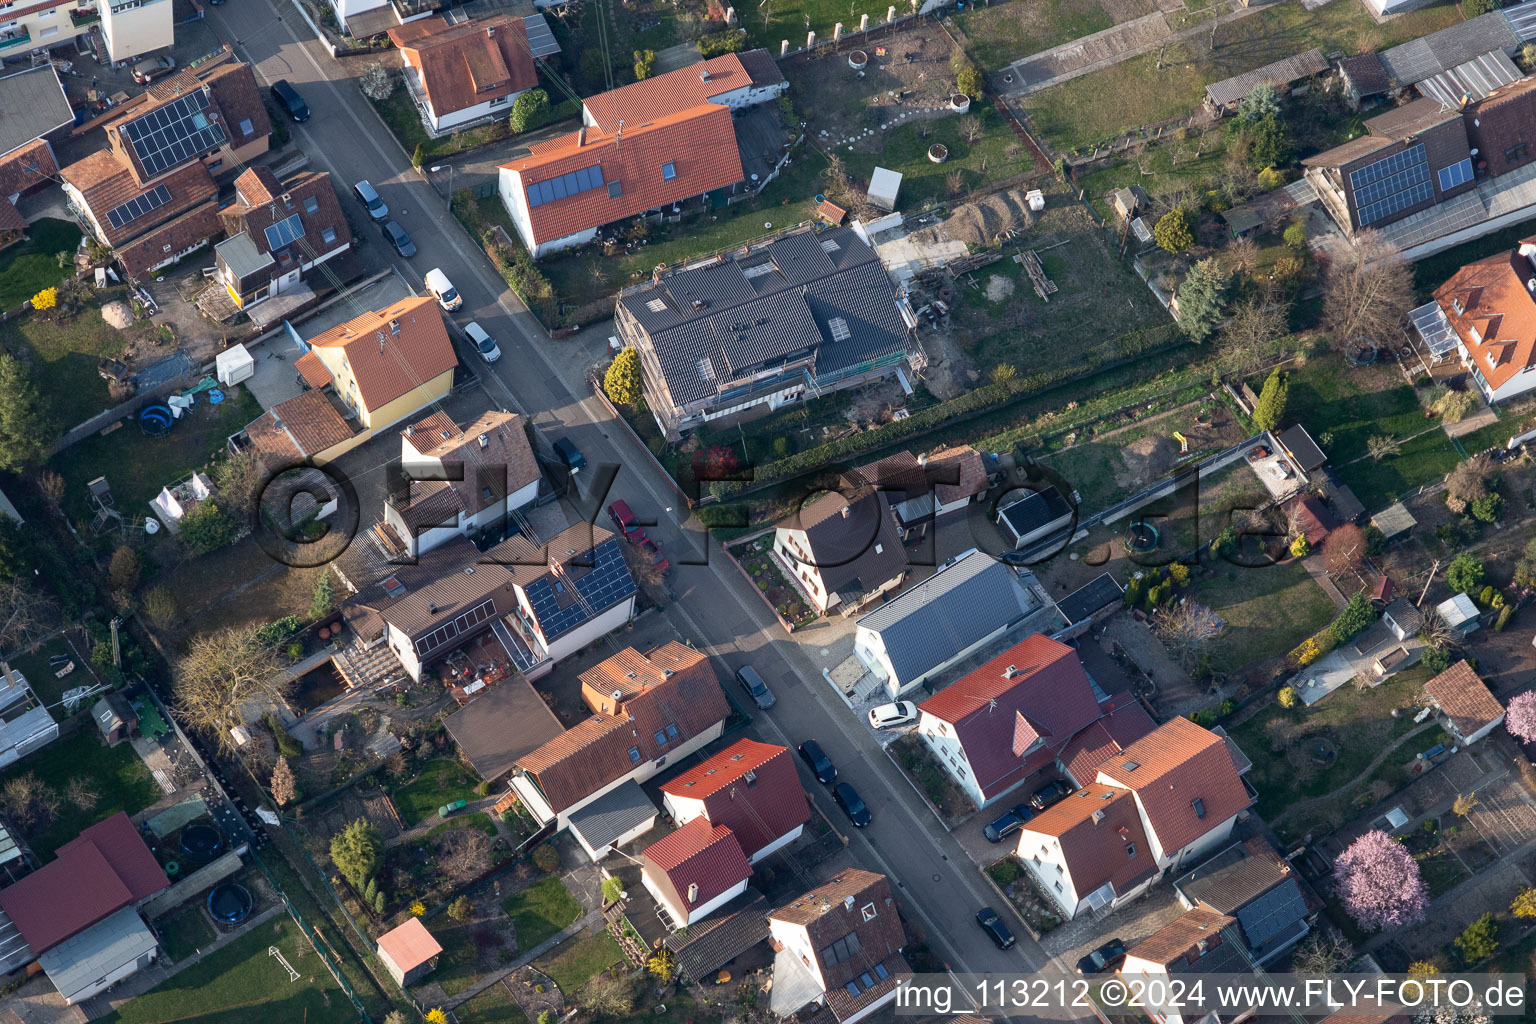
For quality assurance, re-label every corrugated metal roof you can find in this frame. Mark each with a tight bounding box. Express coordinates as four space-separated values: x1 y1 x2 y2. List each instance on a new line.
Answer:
1204 48 1328 107
1416 50 1520 107
1379 12 1519 86
1506 0 1536 43
38 907 156 1004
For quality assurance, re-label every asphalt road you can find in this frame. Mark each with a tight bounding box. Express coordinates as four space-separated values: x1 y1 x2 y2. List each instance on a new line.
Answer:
191 0 1049 978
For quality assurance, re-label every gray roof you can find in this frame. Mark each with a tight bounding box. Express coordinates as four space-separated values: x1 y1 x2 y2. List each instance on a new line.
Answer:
215 232 276 281
0 66 72 161
620 227 913 407
1339 53 1391 96
665 888 770 980
90 693 134 735
521 14 561 58
1379 12 1519 86
855 551 1041 687
1417 50 1521 107
1382 598 1424 635
998 486 1072 543
783 491 908 602
38 907 156 1004
1277 424 1326 471
1058 573 1123 624
1507 0 1536 44
1234 877 1310 959
1372 501 1418 538
567 779 656 852
445 676 567 782
1204 49 1328 107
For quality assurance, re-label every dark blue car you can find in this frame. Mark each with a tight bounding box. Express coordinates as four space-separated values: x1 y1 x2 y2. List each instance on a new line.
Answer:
983 804 1034 843
832 783 870 828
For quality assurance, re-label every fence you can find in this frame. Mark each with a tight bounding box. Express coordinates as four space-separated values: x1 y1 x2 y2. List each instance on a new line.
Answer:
51 366 200 453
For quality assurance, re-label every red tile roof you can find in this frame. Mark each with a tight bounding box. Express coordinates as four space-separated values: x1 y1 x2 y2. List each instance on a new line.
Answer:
114 200 221 282
305 295 458 412
1097 717 1252 855
918 635 1102 801
377 917 443 973
501 103 743 247
1019 783 1156 901
59 155 218 247
0 139 58 201
661 739 810 858
393 409 539 527
643 818 750 911
580 52 782 134
388 15 539 119
0 198 23 233
1434 245 1536 392
1424 660 1505 739
1057 697 1157 787
295 350 332 388
244 388 359 460
1127 905 1237 968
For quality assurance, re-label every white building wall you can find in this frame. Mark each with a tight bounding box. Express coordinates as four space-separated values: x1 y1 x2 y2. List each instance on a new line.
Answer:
745 823 801 863
644 870 747 927
916 713 984 808
540 597 634 665
58 948 156 1005
427 90 526 133
1015 831 1081 919
100 0 172 62
330 0 387 21
767 920 827 991
1461 713 1506 746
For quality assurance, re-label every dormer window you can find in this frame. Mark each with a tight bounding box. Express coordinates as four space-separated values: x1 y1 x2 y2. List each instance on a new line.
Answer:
1469 326 1481 344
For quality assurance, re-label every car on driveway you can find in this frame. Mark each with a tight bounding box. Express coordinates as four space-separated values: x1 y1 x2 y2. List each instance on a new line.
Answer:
976 907 1016 949
270 79 310 121
798 740 836 783
1076 938 1127 974
381 220 415 258
352 180 388 222
607 500 642 540
464 322 500 363
982 804 1034 843
132 56 176 83
735 666 775 710
867 701 917 730
553 437 586 472
1030 779 1074 810
832 782 871 827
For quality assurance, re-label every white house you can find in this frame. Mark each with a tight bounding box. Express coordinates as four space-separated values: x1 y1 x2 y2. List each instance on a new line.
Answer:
767 870 908 1024
659 739 811 863
100 0 173 64
387 16 539 134
772 490 907 617
1423 660 1506 745
640 819 751 928
1119 906 1255 1024
1428 237 1536 405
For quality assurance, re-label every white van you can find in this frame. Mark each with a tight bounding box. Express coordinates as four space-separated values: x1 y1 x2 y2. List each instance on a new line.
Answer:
424 268 462 311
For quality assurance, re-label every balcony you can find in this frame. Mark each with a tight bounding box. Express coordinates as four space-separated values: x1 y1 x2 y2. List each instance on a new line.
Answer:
69 7 100 25
0 27 28 49
389 0 444 18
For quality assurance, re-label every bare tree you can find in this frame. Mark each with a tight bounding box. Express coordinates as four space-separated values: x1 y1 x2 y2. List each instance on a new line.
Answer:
1367 435 1402 462
0 578 51 654
959 115 983 144
1291 930 1354 975
1323 523 1367 579
0 772 59 828
1420 609 1467 655
1321 229 1415 353
446 828 491 879
1153 600 1227 669
173 625 287 752
1218 294 1290 379
945 170 965 196
1445 454 1491 514
580 974 636 1016
1225 236 1259 277
38 469 64 510
271 757 297 806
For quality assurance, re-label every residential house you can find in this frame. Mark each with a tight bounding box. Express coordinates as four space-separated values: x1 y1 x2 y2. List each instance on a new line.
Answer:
498 52 779 257
1118 906 1254 1024
1382 598 1424 641
856 445 990 540
662 889 771 983
616 226 923 439
659 738 812 863
0 812 169 1004
996 485 1074 551
239 388 361 465
767 870 908 1024
376 918 441 988
98 0 173 63
510 642 728 833
61 152 219 283
772 490 906 617
0 0 163 61
639 819 751 928
214 167 352 312
1422 238 1536 403
0 67 73 227
1423 660 1506 745
387 16 539 133
1204 49 1328 115
1172 837 1316 965
852 549 1064 699
1015 717 1252 920
0 664 58 770
385 409 540 557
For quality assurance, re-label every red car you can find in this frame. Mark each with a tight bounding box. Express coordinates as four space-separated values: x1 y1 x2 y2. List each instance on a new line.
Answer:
637 537 670 575
607 500 644 542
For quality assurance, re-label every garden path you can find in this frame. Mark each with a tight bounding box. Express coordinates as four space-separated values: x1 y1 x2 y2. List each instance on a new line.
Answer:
442 909 606 1010
1270 719 1436 831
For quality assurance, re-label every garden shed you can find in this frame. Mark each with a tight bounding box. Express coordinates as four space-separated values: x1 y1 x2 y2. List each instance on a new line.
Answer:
215 343 254 387
377 918 442 988
867 167 902 212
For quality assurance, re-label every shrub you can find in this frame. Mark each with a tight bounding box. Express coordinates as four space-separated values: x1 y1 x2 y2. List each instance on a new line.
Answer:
180 501 239 553
1496 605 1515 631
698 29 745 57
1328 594 1375 646
956 64 983 99
1363 525 1386 556
601 876 624 902
633 48 656 80
1446 552 1487 595
1283 222 1308 249
1471 492 1504 522
1278 686 1298 709
1289 630 1336 668
988 859 1020 885
509 89 551 133
1256 166 1285 191
1455 912 1499 963
30 287 57 311
1154 208 1194 253
1290 535 1310 558
1168 563 1190 585
448 895 472 922
531 843 560 873
604 348 642 405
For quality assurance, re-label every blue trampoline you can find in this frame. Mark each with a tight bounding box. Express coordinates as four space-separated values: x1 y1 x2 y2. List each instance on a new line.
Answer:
207 883 252 923
140 404 174 436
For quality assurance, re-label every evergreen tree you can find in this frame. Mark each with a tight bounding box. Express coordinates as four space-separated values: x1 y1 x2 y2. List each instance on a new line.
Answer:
0 354 53 473
1175 258 1228 344
1252 367 1289 432
1154 208 1194 253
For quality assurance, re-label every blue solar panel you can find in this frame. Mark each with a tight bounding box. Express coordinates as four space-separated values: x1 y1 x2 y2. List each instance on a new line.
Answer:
121 90 228 179
1358 178 1434 225
1437 157 1474 191
105 184 172 230
525 164 604 209
524 538 636 640
1348 143 1426 191
1353 161 1429 207
264 213 305 250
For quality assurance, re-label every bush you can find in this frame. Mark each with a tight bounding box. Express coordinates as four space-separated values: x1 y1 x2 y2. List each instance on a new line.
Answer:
448 895 473 922
1289 630 1336 668
509 89 552 133
988 859 1020 886
1283 222 1308 249
1278 686 1298 709
1154 208 1194 253
697 29 745 57
1471 492 1504 523
1421 646 1452 673
1446 552 1487 595
1455 912 1499 963
1290 535 1310 558
956 64 983 99
604 348 642 405
1496 605 1515 631
633 48 656 80
1364 525 1386 556
531 843 560 872
180 501 239 553
601 876 624 902
1328 593 1375 645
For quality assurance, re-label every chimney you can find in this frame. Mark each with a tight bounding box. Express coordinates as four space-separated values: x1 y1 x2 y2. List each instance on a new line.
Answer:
486 24 495 36
1002 665 1017 679
700 68 711 82
478 433 489 449
389 319 400 335
577 125 586 147
840 505 851 518
1091 809 1105 824
687 882 699 903
404 425 413 436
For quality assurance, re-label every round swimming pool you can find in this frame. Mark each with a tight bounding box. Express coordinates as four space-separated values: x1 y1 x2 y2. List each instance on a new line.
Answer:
180 823 223 861
206 883 252 923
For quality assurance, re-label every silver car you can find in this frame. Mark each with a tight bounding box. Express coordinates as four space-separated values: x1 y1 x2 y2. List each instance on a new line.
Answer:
465 321 501 363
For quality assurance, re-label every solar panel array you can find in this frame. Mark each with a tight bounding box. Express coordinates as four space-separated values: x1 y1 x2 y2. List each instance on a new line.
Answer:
1438 157 1475 191
524 537 636 640
264 213 305 250
121 91 227 179
105 184 172 230
526 164 603 208
1349 143 1434 226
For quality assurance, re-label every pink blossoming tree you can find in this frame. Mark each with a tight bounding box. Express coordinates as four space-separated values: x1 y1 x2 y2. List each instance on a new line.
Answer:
1333 829 1429 932
1507 691 1536 745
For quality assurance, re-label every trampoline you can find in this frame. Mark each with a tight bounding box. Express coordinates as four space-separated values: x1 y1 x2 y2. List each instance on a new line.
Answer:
180 822 224 861
207 882 253 923
1126 521 1161 554
139 404 174 436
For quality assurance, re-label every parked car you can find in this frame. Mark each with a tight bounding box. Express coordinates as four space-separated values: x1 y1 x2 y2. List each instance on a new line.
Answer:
1029 779 1074 810
797 740 837 784
464 322 500 363
832 782 871 827
553 437 586 472
1076 938 1127 974
270 79 310 121
982 804 1034 843
381 220 415 258
637 536 670 574
132 56 176 84
976 907 1016 950
735 666 775 710
425 268 462 311
352 180 388 222
867 701 917 730
607 500 642 539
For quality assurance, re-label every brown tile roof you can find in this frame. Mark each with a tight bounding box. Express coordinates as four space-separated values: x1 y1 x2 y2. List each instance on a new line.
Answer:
1288 495 1337 546
769 870 906 1014
581 641 707 707
244 388 358 460
220 168 351 267
391 409 539 529
1057 697 1157 787
1424 660 1504 739
776 489 906 604
1338 53 1390 96
517 642 728 812
1019 783 1156 901
824 951 906 1022
1175 837 1301 914
114 200 222 282
1127 906 1238 969
60 153 217 247
105 62 270 186
0 139 57 200
377 917 442 973
1368 96 1461 142
388 15 539 119
660 740 811 859
0 198 23 233
918 634 1103 802
295 350 332 388
581 52 782 133
642 819 751 913
501 103 743 247
856 445 988 508
305 295 458 412
1097 717 1252 855
1464 76 1536 177
1434 246 1536 391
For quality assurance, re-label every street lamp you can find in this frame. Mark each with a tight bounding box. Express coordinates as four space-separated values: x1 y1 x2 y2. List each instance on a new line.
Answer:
429 164 454 206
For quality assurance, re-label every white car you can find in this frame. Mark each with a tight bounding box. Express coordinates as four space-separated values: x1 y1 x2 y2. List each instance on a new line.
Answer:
465 321 500 363
868 701 918 730
424 267 462 311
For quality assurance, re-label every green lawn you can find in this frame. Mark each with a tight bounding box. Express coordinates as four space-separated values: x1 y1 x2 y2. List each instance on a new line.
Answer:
954 0 1138 71
1415 850 1470 898
1336 428 1462 511
1074 129 1232 216
844 104 1023 207
0 729 160 857
425 811 499 839
534 929 625 995
1261 360 1425 465
0 219 81 312
5 636 91 714
1022 0 1463 151
429 923 487 998
739 0 891 50
98 916 354 1024
51 384 262 526
0 287 141 430
389 759 481 827
155 902 217 962
1196 556 1337 676
501 873 582 951
459 984 531 1023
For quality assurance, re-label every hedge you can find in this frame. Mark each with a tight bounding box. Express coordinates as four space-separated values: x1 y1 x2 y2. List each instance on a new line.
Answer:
1328 593 1374 646
709 321 1182 499
698 30 745 57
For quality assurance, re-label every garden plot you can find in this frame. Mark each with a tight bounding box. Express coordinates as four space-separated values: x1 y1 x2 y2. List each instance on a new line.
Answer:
953 0 1160 73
